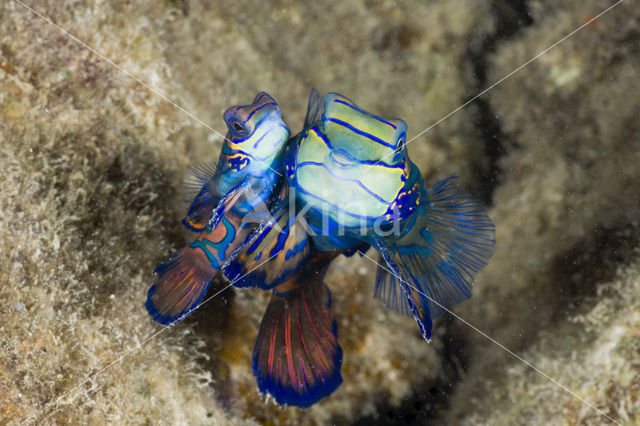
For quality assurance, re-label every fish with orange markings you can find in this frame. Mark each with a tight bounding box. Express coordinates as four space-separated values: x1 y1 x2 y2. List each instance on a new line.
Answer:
145 92 290 324
224 89 495 407
147 89 495 410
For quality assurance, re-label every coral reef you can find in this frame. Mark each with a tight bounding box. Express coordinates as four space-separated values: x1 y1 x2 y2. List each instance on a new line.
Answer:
441 0 640 423
1 0 638 424
458 255 640 425
0 2 226 423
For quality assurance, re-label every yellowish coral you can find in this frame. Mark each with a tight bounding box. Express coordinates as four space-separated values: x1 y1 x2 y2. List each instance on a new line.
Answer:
459 255 640 425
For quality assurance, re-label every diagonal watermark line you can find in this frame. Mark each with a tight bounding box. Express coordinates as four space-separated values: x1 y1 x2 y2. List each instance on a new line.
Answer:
318 4 627 421
360 0 626 174
405 0 624 146
20 249 282 425
11 0 225 139
359 252 621 425
12 0 283 177
11 0 627 424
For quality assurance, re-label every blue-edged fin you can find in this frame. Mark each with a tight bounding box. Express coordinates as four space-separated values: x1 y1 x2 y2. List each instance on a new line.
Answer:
222 198 311 290
252 268 342 407
182 175 249 233
373 176 495 336
145 245 217 325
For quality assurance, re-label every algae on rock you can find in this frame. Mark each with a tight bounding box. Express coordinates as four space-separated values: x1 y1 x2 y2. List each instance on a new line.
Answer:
0 0 496 423
458 256 640 425
442 0 640 423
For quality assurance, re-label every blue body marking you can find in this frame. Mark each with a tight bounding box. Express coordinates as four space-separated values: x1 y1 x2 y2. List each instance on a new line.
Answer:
247 215 280 254
242 102 278 125
325 118 396 149
333 99 397 129
295 185 380 221
297 161 393 204
285 237 308 260
271 223 290 256
310 127 333 149
252 131 269 149
188 217 236 269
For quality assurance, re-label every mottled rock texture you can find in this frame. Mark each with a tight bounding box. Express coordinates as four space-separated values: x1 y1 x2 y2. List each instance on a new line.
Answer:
0 0 638 425
443 0 640 424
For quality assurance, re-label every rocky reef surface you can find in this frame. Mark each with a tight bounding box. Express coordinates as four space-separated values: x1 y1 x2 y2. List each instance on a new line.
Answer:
0 0 638 424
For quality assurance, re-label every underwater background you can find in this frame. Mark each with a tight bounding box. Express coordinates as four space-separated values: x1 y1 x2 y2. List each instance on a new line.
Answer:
1 0 639 424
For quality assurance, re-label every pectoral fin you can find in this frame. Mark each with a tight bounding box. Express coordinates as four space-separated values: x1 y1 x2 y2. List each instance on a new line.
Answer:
145 245 217 325
372 235 433 341
372 176 495 339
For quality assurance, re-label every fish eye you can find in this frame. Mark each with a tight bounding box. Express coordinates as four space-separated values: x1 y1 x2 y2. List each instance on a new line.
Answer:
228 118 248 134
395 136 405 155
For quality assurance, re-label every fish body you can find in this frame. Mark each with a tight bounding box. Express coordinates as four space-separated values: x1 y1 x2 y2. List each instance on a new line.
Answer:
224 90 494 408
223 190 345 407
149 89 495 409
222 91 357 407
286 91 495 341
146 92 290 325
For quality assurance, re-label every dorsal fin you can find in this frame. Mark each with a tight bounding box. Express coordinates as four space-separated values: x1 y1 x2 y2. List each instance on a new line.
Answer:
303 88 324 130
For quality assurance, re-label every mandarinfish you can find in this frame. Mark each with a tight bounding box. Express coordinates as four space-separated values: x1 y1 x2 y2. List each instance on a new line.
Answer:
145 92 290 325
224 89 495 407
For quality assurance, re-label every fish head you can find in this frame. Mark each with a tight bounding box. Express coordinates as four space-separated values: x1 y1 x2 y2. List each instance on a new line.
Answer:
321 92 407 168
290 93 419 234
217 92 290 194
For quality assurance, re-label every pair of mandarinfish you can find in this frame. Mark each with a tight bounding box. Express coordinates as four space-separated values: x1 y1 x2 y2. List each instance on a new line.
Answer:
146 89 495 408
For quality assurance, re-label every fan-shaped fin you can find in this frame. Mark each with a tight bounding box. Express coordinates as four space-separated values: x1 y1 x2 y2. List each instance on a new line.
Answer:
146 245 217 325
252 267 342 407
372 176 495 338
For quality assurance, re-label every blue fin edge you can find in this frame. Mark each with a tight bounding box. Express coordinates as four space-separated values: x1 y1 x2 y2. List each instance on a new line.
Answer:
144 283 206 326
145 254 212 325
251 314 343 408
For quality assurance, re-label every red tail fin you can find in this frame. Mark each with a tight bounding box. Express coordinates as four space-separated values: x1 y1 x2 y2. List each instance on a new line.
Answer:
252 266 342 407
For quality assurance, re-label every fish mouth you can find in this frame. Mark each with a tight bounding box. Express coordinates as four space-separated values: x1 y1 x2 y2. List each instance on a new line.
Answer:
328 149 357 168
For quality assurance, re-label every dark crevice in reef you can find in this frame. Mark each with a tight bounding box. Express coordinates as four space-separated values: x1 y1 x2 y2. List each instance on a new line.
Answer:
470 97 508 207
350 2 533 424
468 0 533 206
352 316 471 426
549 222 640 321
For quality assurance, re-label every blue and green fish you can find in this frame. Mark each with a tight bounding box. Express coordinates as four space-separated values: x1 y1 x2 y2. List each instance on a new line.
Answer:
147 89 495 409
225 89 495 407
146 92 290 324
